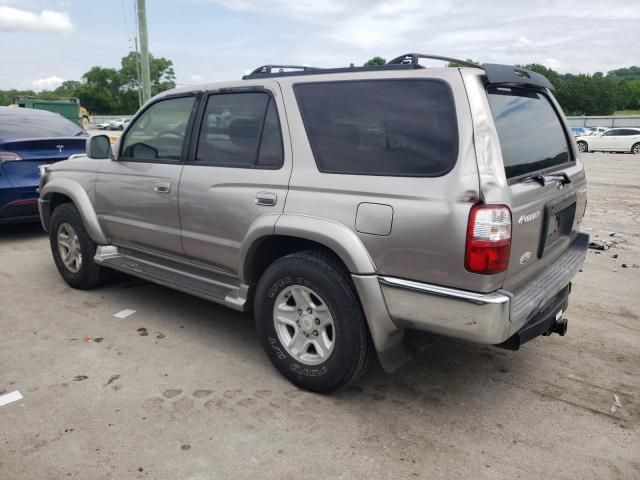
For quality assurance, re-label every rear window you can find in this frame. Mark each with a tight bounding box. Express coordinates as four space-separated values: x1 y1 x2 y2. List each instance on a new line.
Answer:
294 79 458 177
0 109 85 139
487 86 571 179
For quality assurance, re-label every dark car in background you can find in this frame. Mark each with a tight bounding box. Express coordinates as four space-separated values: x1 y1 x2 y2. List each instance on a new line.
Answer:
0 107 87 224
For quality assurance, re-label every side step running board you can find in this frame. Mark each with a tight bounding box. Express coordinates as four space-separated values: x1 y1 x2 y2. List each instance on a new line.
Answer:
94 245 250 311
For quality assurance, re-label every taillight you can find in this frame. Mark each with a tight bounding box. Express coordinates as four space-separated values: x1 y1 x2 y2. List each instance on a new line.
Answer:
0 151 22 162
465 204 512 275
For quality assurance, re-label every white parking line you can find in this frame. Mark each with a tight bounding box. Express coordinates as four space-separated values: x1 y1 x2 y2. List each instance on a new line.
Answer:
0 391 23 407
113 309 136 319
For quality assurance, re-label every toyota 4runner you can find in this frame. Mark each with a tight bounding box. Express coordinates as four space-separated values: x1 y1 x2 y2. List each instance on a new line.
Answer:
39 54 589 392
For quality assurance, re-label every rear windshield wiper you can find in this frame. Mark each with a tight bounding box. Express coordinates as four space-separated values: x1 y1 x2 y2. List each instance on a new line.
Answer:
521 172 571 186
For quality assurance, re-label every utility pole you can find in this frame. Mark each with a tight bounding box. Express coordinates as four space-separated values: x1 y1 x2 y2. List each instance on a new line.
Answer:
136 0 151 104
134 37 143 108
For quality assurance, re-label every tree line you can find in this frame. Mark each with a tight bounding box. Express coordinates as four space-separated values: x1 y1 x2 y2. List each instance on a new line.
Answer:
1 54 639 116
522 64 640 115
367 57 640 116
0 52 176 115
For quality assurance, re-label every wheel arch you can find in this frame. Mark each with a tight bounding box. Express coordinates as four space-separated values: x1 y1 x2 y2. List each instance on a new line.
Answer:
240 214 377 285
240 215 407 372
41 178 108 244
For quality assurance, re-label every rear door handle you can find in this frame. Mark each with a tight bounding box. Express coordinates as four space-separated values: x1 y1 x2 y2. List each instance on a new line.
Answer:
255 191 277 206
153 181 171 194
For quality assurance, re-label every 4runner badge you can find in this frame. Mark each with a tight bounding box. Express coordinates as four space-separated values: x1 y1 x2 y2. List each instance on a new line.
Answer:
518 211 541 224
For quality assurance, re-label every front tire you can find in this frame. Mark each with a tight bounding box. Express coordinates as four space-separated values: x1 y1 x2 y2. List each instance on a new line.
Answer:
254 251 373 393
577 141 588 153
49 203 109 289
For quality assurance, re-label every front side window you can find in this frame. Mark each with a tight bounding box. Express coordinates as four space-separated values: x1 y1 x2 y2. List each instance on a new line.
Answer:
487 86 571 179
195 92 283 168
294 79 458 177
121 96 195 161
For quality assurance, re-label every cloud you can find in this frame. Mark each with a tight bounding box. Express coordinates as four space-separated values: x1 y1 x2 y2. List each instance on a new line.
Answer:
190 74 204 82
202 0 639 75
0 6 74 34
32 75 64 91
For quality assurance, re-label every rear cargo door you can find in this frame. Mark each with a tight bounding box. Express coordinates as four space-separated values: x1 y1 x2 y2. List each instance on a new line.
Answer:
486 86 587 288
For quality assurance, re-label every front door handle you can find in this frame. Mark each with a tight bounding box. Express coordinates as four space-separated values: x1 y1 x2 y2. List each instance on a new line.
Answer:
153 182 171 194
255 191 277 206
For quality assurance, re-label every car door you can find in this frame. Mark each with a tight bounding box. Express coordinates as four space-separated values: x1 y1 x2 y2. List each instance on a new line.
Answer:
597 128 623 151
179 86 291 275
618 129 640 151
95 94 199 256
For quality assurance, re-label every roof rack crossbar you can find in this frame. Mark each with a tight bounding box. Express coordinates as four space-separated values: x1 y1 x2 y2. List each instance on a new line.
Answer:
387 53 481 69
249 64 320 76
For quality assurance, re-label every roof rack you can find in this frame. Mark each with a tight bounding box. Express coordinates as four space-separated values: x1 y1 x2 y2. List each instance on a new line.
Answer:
242 63 420 80
243 64 319 79
387 53 482 69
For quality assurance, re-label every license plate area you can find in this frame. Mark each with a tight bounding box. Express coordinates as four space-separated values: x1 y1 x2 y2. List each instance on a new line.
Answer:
538 191 577 257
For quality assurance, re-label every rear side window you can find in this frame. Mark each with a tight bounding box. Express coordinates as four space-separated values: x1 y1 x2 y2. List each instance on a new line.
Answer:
194 92 283 168
294 79 458 177
487 86 571 179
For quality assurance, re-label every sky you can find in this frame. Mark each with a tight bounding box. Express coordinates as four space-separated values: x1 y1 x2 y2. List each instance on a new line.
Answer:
0 0 638 91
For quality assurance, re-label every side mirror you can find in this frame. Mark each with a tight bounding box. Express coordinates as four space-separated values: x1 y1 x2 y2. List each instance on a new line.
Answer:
86 135 112 159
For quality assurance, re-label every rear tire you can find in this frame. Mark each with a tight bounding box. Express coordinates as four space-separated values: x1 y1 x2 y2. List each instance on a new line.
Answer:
254 250 373 393
577 141 588 153
632 143 640 155
49 203 109 289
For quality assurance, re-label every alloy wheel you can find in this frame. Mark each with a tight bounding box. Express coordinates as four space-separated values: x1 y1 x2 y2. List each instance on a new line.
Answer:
57 222 82 273
273 285 335 365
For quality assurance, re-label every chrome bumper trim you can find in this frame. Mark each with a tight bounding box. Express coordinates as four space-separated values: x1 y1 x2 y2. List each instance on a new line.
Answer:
379 276 510 306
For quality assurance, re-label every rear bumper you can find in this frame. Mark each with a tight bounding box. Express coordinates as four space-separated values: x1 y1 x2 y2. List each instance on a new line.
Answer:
379 276 512 344
378 232 589 346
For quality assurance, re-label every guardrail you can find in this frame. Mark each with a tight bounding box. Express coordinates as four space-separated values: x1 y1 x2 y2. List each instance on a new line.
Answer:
90 115 133 126
567 115 640 128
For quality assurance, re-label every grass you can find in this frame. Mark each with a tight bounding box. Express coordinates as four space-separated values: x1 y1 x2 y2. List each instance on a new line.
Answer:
614 110 640 115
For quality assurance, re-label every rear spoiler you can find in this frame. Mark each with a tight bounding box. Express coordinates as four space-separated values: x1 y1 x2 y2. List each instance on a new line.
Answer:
386 54 555 91
482 63 555 90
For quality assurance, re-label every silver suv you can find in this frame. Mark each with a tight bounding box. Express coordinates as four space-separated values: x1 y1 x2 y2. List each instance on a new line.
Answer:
39 54 589 392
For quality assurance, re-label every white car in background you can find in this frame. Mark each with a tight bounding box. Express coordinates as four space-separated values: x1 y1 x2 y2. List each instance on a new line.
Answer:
108 118 131 130
576 127 640 154
590 126 610 135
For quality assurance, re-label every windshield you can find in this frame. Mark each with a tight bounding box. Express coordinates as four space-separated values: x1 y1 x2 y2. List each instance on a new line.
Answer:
0 109 86 140
487 86 571 179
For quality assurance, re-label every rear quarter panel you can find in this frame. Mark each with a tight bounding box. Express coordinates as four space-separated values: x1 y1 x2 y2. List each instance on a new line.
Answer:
278 69 504 292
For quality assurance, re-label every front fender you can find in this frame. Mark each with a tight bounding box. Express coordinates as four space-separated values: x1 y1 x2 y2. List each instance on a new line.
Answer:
40 178 108 244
